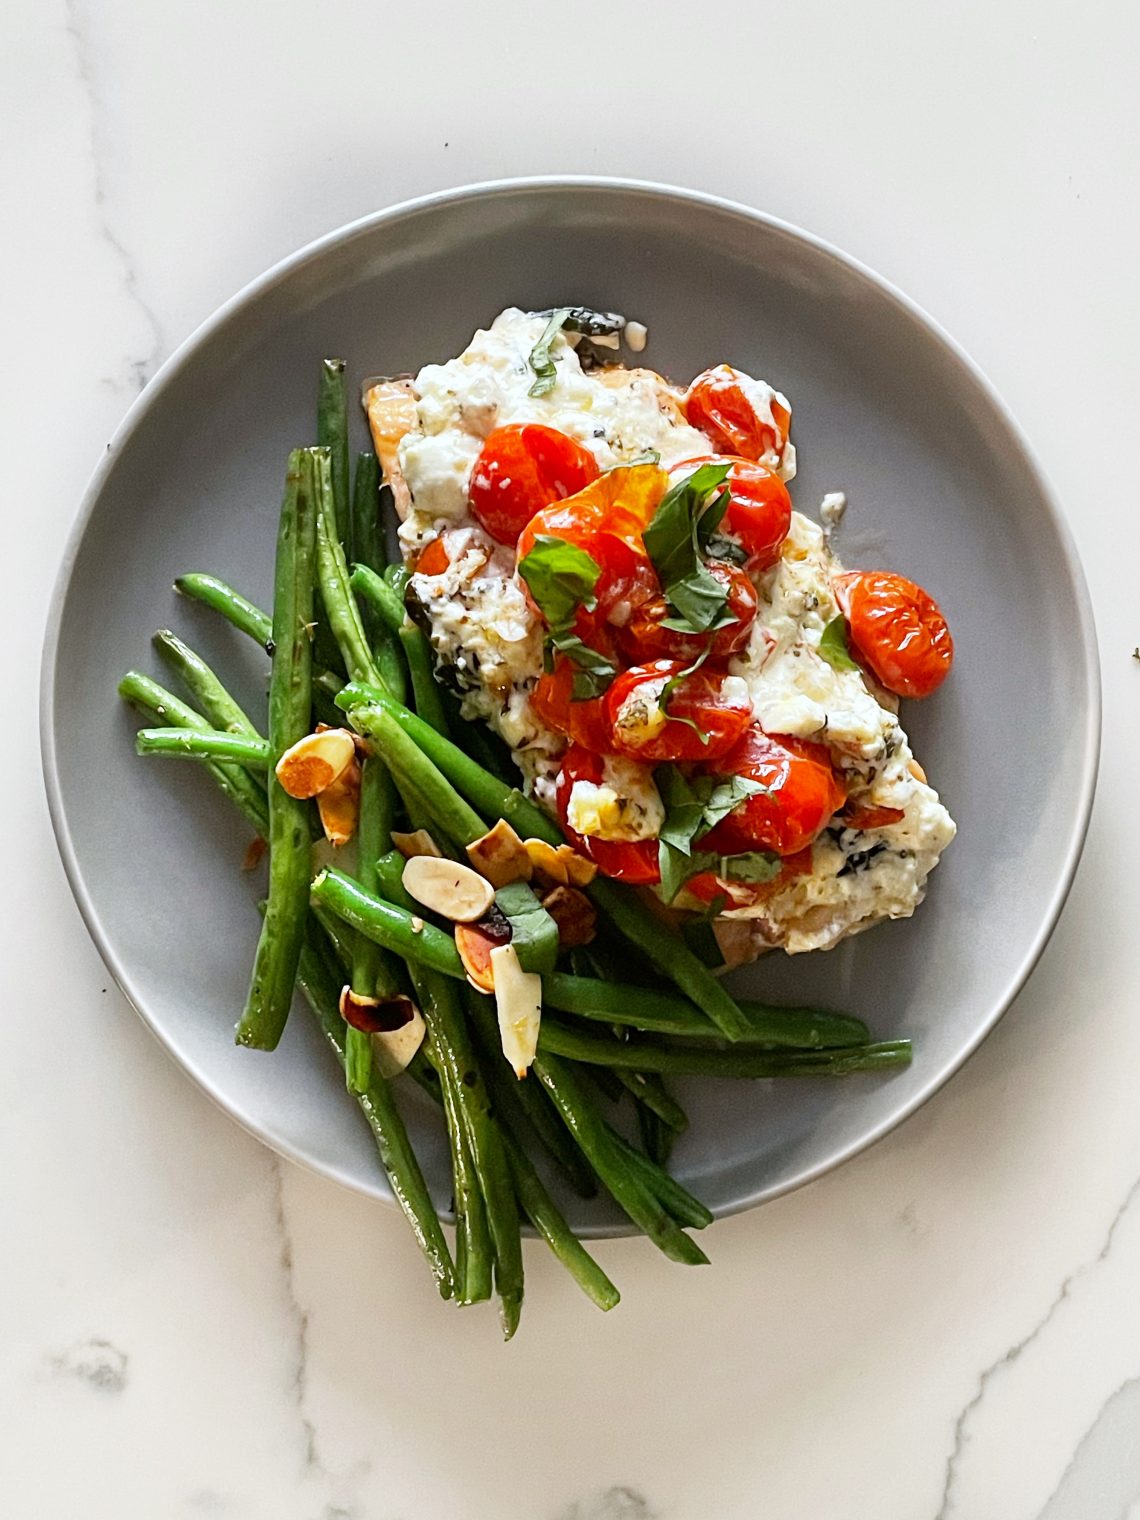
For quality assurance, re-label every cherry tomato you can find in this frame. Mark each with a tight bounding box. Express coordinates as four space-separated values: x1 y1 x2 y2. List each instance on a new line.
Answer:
684 366 791 465
554 746 661 884
517 500 657 626
468 424 599 545
672 454 792 571
833 570 953 699
699 728 846 857
605 661 752 764
683 846 814 910
617 559 757 664
530 654 615 754
415 538 451 576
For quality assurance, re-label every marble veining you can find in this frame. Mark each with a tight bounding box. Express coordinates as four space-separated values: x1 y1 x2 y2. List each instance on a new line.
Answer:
561 1488 656 1520
936 1174 1140 1519
63 0 164 394
1035 1376 1140 1519
272 1156 323 1479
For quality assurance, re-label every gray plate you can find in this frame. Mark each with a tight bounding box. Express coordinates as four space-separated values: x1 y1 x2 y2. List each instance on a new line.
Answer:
40 178 1100 1234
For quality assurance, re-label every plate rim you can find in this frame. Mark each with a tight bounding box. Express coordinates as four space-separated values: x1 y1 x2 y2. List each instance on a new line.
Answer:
39 175 1102 1232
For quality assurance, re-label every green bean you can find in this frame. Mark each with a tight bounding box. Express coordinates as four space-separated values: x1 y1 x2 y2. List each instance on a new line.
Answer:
533 1052 708 1266
347 706 484 845
173 573 273 648
542 972 869 1048
435 1042 492 1305
345 755 402 1094
351 452 384 575
412 965 523 1337
134 728 269 769
237 449 318 1051
317 358 351 548
399 624 450 737
118 671 268 836
637 1104 674 1167
502 1130 619 1311
152 628 262 738
463 988 598 1199
606 1128 713 1230
296 924 454 1298
311 869 464 977
539 1020 913 1078
313 449 386 689
615 1070 688 1134
383 562 410 597
350 563 404 636
335 686 753 1040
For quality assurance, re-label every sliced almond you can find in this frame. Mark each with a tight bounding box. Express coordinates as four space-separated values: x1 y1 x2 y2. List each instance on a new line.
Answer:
466 819 533 888
558 846 597 887
276 728 356 799
908 758 927 784
391 828 443 860
540 885 597 949
489 942 542 1078
524 838 570 886
338 987 425 1077
455 914 511 993
317 757 361 847
402 855 494 923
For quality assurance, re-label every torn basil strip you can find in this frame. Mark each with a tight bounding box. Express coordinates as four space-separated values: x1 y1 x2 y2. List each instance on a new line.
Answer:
818 614 860 672
517 536 601 627
642 463 735 634
527 308 573 396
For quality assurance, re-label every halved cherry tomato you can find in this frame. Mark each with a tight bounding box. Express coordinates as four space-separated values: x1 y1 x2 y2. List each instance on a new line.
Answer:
699 728 846 857
617 560 757 663
415 538 451 576
842 803 906 831
833 570 953 699
605 661 752 764
685 366 791 465
517 500 657 626
531 654 615 753
683 846 814 910
553 746 661 884
672 454 792 571
469 424 599 545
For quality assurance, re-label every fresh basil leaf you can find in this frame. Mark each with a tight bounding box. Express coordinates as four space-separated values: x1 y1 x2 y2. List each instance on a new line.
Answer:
518 535 601 628
702 775 765 830
531 306 624 339
704 534 748 567
818 614 859 673
654 765 763 858
720 851 782 884
494 881 559 974
658 841 718 903
547 631 618 700
643 464 734 634
527 308 572 397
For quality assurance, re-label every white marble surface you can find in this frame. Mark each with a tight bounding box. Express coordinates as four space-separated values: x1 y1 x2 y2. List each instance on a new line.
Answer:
5 1 1139 1515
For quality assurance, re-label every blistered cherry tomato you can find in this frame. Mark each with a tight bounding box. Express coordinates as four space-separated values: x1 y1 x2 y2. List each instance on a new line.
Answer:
672 454 792 571
684 366 791 465
683 846 814 910
554 746 661 884
415 538 451 576
699 728 845 857
517 501 657 625
617 560 757 664
531 654 616 754
605 661 752 764
833 570 953 699
468 425 599 545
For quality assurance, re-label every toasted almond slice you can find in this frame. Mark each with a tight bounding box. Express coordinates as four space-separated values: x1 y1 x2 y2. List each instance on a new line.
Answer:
908 758 927 784
338 987 426 1076
489 942 542 1078
276 728 357 799
540 885 597 948
556 845 597 887
466 819 533 888
455 914 511 993
524 838 570 887
317 757 361 847
391 828 443 860
402 855 495 923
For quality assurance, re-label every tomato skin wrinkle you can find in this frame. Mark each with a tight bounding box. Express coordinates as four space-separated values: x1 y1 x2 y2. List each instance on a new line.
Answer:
619 559 756 663
672 453 791 572
532 654 616 753
684 367 791 465
833 570 953 699
553 745 662 884
700 728 846 857
518 502 656 625
605 661 752 765
469 424 598 545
